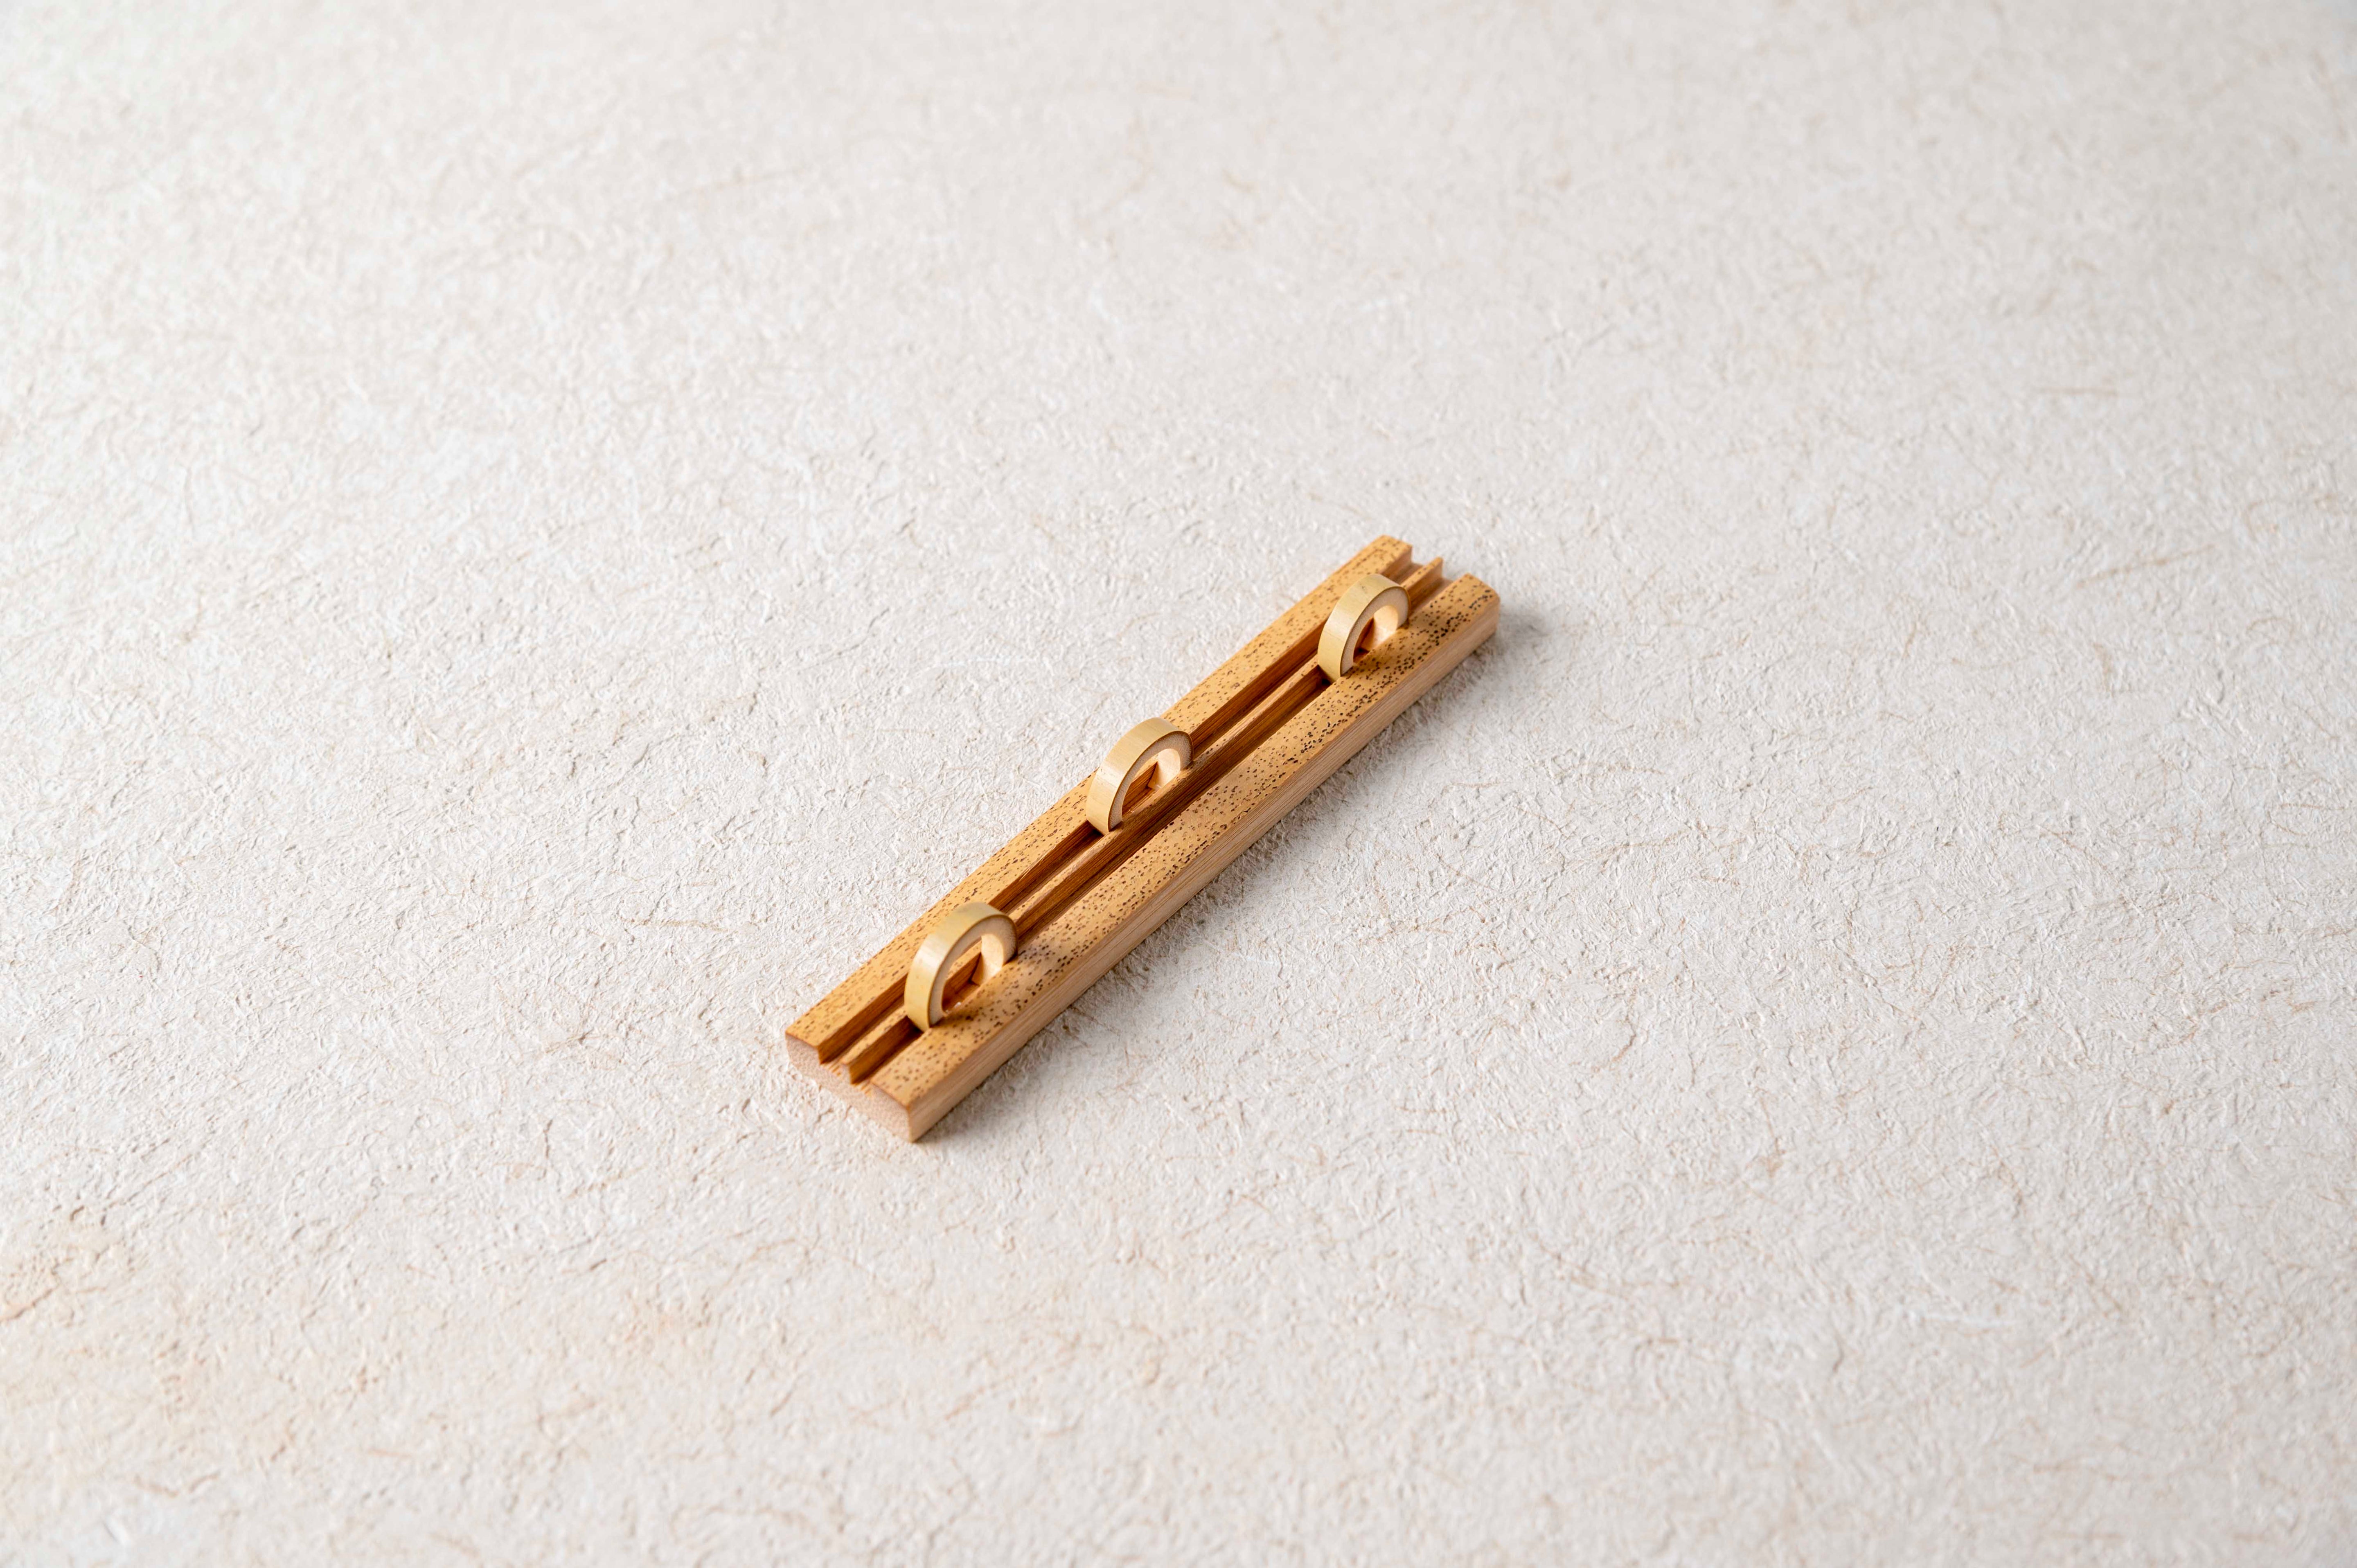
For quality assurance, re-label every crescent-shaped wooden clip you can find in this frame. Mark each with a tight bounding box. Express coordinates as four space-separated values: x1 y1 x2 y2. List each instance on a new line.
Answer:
1085 718 1192 834
904 902 1017 1030
1317 572 1411 680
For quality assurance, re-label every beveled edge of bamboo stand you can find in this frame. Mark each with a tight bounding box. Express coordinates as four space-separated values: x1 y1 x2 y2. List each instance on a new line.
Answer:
783 537 1497 1140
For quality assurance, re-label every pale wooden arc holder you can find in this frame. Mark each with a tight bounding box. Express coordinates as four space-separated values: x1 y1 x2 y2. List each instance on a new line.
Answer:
1318 572 1411 679
902 902 1016 1030
1086 719 1192 834
784 537 1500 1139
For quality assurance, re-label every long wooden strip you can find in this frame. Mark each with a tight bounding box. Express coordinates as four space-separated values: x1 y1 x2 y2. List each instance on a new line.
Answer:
860 572 1499 1138
784 535 1411 1063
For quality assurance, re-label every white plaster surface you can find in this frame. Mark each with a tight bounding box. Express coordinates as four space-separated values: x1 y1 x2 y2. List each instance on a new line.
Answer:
5 1 2356 1562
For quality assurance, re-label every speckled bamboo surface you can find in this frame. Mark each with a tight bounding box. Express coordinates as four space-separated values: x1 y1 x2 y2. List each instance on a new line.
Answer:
786 543 1498 1138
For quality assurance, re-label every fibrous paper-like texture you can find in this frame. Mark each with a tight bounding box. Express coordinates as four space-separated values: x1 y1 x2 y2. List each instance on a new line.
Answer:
3 1 2354 1563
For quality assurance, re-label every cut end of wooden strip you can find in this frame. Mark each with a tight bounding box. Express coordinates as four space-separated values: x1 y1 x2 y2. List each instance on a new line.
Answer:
1084 718 1192 834
904 902 1017 1030
1317 572 1411 679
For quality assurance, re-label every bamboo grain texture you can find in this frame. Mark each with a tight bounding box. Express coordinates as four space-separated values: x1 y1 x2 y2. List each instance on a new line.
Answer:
785 538 1498 1139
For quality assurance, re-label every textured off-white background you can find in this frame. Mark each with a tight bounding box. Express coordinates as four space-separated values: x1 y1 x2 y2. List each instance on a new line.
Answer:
5 1 2356 1563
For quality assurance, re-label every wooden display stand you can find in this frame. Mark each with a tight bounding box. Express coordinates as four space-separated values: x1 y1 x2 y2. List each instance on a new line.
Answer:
784 537 1500 1139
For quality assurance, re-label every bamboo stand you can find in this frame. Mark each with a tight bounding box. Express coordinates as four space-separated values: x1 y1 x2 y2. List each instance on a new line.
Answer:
784 537 1500 1139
